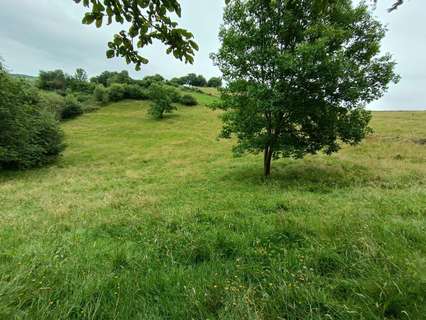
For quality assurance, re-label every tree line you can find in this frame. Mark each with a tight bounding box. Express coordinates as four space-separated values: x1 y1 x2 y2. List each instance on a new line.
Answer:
1 64 207 170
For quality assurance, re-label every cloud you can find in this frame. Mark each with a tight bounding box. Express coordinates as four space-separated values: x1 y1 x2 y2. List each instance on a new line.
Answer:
0 0 424 110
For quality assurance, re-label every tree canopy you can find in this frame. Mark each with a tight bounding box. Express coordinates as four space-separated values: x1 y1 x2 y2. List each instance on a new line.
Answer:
212 0 399 176
75 0 406 69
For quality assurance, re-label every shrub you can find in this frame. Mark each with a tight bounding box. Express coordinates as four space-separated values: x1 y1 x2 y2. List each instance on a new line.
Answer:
94 84 110 104
37 91 65 120
107 83 125 102
61 95 83 120
74 92 92 103
148 83 176 119
207 77 222 88
180 94 198 106
124 84 149 100
37 70 67 91
0 66 65 169
167 86 182 103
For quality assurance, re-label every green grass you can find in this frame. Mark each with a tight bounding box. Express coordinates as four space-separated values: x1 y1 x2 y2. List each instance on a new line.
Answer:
1 96 425 319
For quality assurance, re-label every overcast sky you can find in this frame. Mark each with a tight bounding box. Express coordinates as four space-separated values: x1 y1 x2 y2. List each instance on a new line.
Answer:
0 0 424 110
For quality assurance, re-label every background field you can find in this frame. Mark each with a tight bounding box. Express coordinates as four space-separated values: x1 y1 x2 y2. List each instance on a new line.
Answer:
0 95 425 319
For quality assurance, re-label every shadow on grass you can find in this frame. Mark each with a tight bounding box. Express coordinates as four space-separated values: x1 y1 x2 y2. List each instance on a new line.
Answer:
0 163 57 184
222 158 372 192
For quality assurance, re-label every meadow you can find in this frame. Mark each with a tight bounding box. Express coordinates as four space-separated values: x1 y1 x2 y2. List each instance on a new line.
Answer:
0 93 425 319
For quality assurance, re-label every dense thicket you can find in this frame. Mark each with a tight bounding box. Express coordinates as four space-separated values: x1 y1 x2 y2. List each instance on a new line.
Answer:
0 64 65 169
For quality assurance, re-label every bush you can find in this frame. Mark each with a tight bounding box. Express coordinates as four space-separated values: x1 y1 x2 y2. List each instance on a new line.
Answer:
0 66 65 169
207 77 222 88
124 84 149 100
94 85 110 104
61 95 83 120
180 94 198 106
148 83 176 119
168 87 182 103
107 83 125 102
74 92 92 104
37 91 65 120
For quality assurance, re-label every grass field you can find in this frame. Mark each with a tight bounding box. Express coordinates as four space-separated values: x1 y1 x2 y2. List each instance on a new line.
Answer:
0 94 425 319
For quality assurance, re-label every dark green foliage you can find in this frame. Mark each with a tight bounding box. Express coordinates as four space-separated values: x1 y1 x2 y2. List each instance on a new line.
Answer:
167 86 182 103
74 0 198 70
0 64 65 169
124 84 149 100
94 84 110 104
67 68 94 93
38 68 93 94
107 83 126 102
148 83 176 119
37 70 67 92
104 83 149 102
213 0 399 176
142 74 165 86
61 95 84 120
37 91 65 120
180 94 198 106
90 71 116 87
207 77 222 88
174 73 207 87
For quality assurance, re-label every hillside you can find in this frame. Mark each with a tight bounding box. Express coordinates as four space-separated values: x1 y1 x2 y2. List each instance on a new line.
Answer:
10 73 37 81
0 96 425 319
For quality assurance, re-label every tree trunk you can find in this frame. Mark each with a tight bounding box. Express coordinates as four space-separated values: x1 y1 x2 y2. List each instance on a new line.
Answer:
263 146 273 177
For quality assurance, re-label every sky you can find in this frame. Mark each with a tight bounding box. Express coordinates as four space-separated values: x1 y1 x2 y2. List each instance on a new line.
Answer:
0 0 424 110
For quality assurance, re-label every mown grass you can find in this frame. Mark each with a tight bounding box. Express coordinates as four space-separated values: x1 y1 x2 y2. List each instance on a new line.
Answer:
0 95 425 319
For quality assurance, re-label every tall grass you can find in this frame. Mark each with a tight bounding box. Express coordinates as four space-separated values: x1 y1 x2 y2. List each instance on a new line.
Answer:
0 98 425 319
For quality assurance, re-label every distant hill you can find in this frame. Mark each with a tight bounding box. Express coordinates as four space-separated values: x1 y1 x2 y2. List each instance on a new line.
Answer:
11 73 37 81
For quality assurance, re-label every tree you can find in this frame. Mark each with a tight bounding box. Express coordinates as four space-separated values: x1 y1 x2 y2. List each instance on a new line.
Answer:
148 83 176 119
38 70 67 92
212 0 399 177
207 77 222 88
74 68 88 82
75 1 404 70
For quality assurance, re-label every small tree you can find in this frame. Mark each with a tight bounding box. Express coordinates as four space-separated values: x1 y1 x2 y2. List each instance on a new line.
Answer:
107 83 126 101
94 84 110 104
61 95 84 120
148 83 176 119
207 77 222 88
212 0 399 177
37 70 67 92
74 68 88 82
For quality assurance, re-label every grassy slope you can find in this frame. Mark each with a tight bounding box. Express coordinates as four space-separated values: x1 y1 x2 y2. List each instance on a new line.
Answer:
0 96 425 319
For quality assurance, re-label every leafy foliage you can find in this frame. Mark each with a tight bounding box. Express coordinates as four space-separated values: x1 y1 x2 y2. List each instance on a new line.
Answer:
107 83 126 102
207 77 222 88
172 73 207 87
180 94 198 106
37 70 67 92
123 84 149 100
74 0 199 70
0 64 65 169
213 0 399 176
37 91 66 119
148 83 176 119
61 95 84 120
38 68 94 94
94 84 110 104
